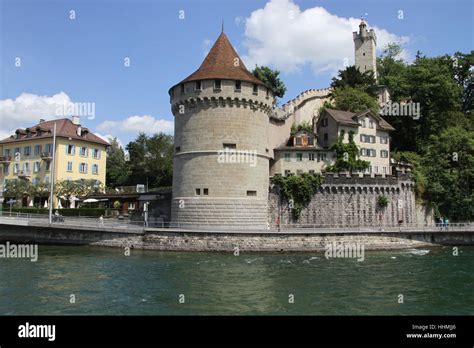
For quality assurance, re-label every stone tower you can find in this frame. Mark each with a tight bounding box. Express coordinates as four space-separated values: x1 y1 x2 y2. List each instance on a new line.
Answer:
169 31 274 229
353 20 377 80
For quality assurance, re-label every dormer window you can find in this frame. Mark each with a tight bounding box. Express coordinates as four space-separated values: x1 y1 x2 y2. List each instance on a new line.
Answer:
180 84 185 94
214 79 221 90
321 118 328 127
235 80 241 91
295 137 302 146
195 80 202 91
308 137 314 146
253 84 258 95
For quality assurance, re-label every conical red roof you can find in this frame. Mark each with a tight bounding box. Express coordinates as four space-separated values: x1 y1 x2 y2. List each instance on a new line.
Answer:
173 32 265 87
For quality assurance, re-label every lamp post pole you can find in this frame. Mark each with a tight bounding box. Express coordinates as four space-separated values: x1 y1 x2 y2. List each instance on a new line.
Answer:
48 123 57 224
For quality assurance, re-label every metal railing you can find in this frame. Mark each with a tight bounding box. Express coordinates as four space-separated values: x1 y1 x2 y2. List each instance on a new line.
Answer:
0 212 472 233
0 212 144 232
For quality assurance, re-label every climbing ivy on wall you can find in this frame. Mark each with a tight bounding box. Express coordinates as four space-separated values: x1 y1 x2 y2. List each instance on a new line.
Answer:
272 173 324 220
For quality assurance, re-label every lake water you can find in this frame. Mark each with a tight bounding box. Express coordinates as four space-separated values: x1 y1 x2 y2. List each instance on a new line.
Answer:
0 245 473 315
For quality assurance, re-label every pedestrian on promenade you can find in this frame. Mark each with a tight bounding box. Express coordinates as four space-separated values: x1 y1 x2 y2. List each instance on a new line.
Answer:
276 216 281 232
438 217 443 230
445 217 450 231
99 215 104 228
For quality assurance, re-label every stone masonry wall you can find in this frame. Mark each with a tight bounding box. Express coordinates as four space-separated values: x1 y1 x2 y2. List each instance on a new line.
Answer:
268 174 430 227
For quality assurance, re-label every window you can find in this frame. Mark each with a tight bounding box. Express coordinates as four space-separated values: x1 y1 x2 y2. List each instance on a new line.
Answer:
23 146 31 156
180 84 185 94
44 176 50 184
309 153 315 161
34 145 41 156
253 84 258 94
321 118 328 127
369 120 374 129
296 153 303 162
223 143 236 149
32 177 39 185
309 170 315 175
3 164 9 174
45 161 51 171
246 190 257 196
79 163 88 173
13 163 19 174
195 81 202 91
360 134 366 142
296 170 303 175
380 136 388 144
321 154 327 161
360 148 367 156
214 79 221 90
67 161 73 172
66 144 75 155
34 162 41 172
14 147 21 156
235 81 241 91
284 170 291 176
92 164 99 174
374 166 378 173
359 119 366 127
23 162 30 174
4 149 10 156
308 137 314 145
381 150 389 158
370 149 377 157
45 143 53 155
93 148 101 159
295 137 302 146
195 188 201 196
203 188 209 195
284 153 291 162
80 146 88 157
383 167 387 174
323 133 328 141
175 146 181 153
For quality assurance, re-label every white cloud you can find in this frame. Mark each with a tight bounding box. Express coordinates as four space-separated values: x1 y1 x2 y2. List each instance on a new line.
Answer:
97 115 174 136
241 0 410 74
0 92 73 139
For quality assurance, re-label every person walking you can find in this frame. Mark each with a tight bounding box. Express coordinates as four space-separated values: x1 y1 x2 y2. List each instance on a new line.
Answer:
445 217 450 231
99 215 104 228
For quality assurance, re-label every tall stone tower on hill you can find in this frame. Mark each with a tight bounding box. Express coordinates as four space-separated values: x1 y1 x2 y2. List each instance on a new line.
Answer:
353 20 377 80
169 31 274 229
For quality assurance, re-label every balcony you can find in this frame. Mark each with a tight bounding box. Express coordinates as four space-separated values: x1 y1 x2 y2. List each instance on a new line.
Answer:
41 152 53 161
0 156 11 164
18 170 31 179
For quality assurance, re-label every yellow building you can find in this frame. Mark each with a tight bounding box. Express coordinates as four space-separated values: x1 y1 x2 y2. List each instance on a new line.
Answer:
0 116 109 207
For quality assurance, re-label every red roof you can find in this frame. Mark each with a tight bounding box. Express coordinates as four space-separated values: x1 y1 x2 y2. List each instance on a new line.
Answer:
171 32 265 90
0 118 110 146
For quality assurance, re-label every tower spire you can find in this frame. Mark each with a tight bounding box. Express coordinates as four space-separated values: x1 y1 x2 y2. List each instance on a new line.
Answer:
221 20 224 33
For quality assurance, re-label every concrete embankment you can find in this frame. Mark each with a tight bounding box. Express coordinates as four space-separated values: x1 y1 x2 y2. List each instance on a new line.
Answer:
0 218 473 252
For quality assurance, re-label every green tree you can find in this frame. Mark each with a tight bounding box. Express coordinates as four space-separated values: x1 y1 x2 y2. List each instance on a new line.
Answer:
422 127 474 221
252 65 287 103
325 130 370 174
126 132 174 189
106 137 130 188
330 65 376 96
329 87 379 114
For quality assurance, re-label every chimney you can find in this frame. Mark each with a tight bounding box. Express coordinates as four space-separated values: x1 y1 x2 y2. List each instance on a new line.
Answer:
39 119 45 123
71 115 81 125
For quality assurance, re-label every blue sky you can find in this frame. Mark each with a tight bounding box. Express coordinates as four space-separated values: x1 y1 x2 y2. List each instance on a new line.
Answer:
1 0 472 146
